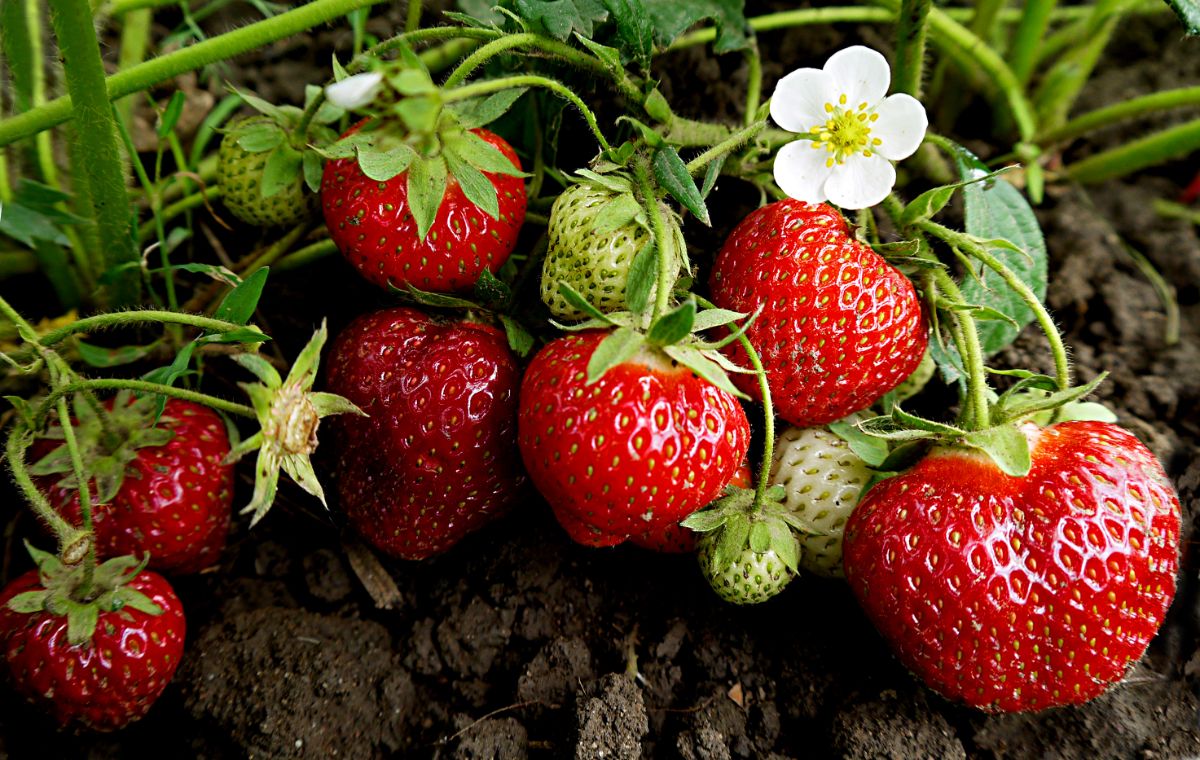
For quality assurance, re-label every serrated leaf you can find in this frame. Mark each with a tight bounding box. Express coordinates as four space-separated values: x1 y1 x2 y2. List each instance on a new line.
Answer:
662 344 745 398
828 419 890 468
215 267 269 326
454 87 529 129
512 0 609 40
624 239 657 315
446 148 500 219
357 145 416 182
646 0 750 53
653 146 710 225
593 192 643 235
1163 0 1200 34
948 142 1048 355
500 315 535 357
603 0 654 69
448 131 526 177
647 298 696 345
587 328 644 383
962 425 1032 477
261 144 302 199
407 157 449 241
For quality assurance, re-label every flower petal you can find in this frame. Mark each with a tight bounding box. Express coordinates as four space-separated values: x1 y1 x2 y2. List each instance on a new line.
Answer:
325 72 383 110
824 153 896 210
824 46 890 109
770 68 838 134
774 139 835 204
872 94 928 161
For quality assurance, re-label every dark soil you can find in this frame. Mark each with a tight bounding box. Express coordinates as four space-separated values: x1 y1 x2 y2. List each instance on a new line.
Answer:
1 6 1200 760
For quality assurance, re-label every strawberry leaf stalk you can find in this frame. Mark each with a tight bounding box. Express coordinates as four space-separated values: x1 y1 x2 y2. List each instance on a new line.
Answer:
225 322 365 525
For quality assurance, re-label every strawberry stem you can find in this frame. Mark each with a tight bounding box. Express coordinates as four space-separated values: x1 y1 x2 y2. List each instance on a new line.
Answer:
4 424 84 554
36 310 265 348
442 75 612 153
56 397 97 595
685 120 769 177
635 159 677 322
35 380 256 431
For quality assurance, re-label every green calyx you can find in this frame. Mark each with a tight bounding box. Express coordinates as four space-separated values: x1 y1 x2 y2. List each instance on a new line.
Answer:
28 390 176 505
225 322 365 526
7 543 162 647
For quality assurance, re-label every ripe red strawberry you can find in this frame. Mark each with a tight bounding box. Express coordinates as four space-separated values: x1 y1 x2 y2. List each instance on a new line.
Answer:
631 463 752 553
842 421 1181 712
320 124 526 292
0 563 186 730
325 307 524 559
518 331 751 547
709 200 928 426
32 397 233 574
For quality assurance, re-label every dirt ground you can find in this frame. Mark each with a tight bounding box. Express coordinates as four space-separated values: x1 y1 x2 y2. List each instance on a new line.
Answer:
0 5 1198 759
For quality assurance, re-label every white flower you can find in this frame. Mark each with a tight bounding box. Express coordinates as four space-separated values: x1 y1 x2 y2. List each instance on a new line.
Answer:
325 72 384 110
770 46 928 210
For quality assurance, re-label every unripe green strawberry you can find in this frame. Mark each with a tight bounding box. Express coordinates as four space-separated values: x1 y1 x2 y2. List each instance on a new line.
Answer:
698 534 794 604
540 182 685 321
770 421 872 578
218 116 314 228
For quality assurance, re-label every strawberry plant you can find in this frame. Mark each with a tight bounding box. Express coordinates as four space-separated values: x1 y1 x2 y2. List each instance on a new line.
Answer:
0 0 1195 748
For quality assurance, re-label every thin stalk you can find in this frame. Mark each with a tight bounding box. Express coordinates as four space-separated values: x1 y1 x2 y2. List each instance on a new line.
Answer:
442 33 621 91
405 0 421 33
56 397 96 594
0 0 387 148
1009 0 1056 87
189 94 241 169
443 76 611 152
968 0 1006 48
1038 86 1200 145
893 0 932 98
114 8 152 130
743 42 762 126
634 160 675 322
138 186 221 243
49 0 140 304
671 7 895 49
276 238 337 272
1064 118 1200 184
685 120 768 175
38 310 260 347
45 379 256 420
6 425 79 550
1032 0 1123 130
919 219 1071 390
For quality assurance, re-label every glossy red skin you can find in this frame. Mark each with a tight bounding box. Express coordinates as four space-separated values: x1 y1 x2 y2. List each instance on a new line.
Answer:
843 421 1181 713
321 125 526 292
631 464 753 553
35 399 233 575
0 569 185 730
710 200 928 426
325 307 524 559
519 332 752 548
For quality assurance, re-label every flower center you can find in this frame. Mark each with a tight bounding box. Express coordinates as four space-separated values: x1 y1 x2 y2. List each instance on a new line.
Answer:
810 95 883 167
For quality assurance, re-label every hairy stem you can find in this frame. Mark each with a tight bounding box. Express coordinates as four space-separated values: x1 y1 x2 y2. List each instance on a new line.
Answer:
57 397 96 593
38 310 262 347
42 380 256 422
635 160 676 322
443 75 612 152
893 0 931 98
6 425 80 552
743 42 763 126
685 120 769 175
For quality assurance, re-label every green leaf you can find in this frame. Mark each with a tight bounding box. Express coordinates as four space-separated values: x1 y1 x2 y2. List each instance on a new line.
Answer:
828 419 890 468
587 327 645 383
700 155 725 199
233 89 286 121
500 315 535 357
1163 0 1200 34
261 144 302 199
643 88 671 122
116 587 163 616
75 339 160 368
157 90 187 138
748 520 771 554
447 131 526 176
768 520 800 574
7 591 47 614
593 192 644 234
309 392 366 418
949 143 1048 355
713 512 750 572
624 239 657 315
396 283 480 309
454 87 529 129
653 146 710 225
647 298 696 345
215 267 269 326
645 0 750 53
962 425 1032 477
445 148 500 220
234 353 282 386
691 307 745 332
512 0 609 40
900 185 956 226
302 150 324 193
473 268 513 306
602 0 654 69
558 281 618 324
662 344 745 398
66 601 99 646
575 34 623 71
357 145 417 182
0 202 70 247
407 157 449 241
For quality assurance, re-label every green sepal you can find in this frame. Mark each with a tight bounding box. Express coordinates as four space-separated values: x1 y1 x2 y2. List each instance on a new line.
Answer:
616 116 664 148
767 519 800 575
587 328 645 383
1033 401 1117 426
993 372 1108 424
262 144 303 199
309 392 366 418
65 600 99 646
302 151 324 193
558 282 619 325
593 192 645 235
576 169 632 194
25 541 64 577
691 308 746 332
961 425 1032 477
711 511 750 574
875 440 929 475
233 122 285 153
395 283 481 310
281 452 327 506
898 166 1016 226
113 586 163 616
624 239 657 315
662 344 746 399
700 155 725 200
646 298 696 346
445 131 527 177
223 431 264 465
652 145 710 226
679 508 728 532
451 87 528 129
500 315 536 358
445 146 500 219
4 396 36 428
7 591 49 614
407 155 449 241
828 419 890 468
357 145 417 182
234 353 283 387
243 446 281 527
643 88 672 123
748 521 771 554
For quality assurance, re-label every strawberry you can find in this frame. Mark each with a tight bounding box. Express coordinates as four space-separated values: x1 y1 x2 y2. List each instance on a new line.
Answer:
217 115 316 228
630 463 751 553
540 180 685 321
709 200 928 426
0 552 186 730
320 123 526 293
518 330 751 547
30 395 234 575
770 420 873 578
842 421 1181 712
325 307 524 559
698 535 795 605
